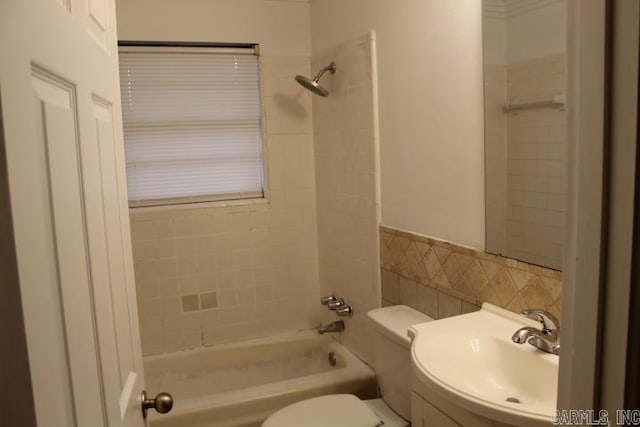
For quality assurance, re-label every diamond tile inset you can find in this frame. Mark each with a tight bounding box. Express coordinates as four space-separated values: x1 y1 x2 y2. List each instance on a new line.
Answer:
380 225 563 318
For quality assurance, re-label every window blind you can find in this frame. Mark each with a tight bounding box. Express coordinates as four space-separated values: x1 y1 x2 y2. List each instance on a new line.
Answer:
118 45 264 207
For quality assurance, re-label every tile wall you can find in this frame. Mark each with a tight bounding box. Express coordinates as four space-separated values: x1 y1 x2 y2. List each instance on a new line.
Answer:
484 65 507 254
380 226 562 320
131 55 323 356
484 64 508 255
312 32 381 362
505 54 566 269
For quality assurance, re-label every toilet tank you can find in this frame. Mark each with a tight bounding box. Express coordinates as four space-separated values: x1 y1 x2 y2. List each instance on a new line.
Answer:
367 305 432 420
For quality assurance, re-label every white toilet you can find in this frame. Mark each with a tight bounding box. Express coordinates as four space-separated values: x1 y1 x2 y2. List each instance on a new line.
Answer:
263 305 433 427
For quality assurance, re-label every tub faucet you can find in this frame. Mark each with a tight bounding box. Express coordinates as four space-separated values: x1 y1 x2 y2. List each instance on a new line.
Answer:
320 294 354 317
512 309 560 355
318 320 345 335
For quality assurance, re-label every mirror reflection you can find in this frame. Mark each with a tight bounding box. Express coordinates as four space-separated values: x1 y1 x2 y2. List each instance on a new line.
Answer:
483 0 567 270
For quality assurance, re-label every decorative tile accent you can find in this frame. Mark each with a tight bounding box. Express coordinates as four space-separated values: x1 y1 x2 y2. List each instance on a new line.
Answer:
380 225 562 320
200 292 218 310
181 294 200 312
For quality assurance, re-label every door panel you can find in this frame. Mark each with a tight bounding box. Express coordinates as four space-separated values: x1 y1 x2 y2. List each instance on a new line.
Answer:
91 94 141 415
32 66 107 427
0 0 147 426
87 0 111 50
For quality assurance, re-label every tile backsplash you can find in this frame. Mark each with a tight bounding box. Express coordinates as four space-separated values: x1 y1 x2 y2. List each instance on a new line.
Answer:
380 225 562 320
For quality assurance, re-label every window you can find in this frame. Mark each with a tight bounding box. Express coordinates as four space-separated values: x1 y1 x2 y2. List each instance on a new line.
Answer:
118 43 264 207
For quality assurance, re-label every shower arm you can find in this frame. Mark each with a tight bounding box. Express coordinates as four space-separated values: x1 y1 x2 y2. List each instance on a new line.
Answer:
312 62 336 83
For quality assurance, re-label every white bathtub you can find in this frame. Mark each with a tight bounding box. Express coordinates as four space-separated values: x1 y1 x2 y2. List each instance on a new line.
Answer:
145 331 377 427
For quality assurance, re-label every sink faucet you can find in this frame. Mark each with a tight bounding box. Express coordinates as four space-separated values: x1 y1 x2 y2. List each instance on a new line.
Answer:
512 309 560 355
318 320 345 335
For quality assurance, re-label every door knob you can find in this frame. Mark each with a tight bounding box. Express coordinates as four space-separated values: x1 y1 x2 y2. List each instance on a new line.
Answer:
141 390 174 418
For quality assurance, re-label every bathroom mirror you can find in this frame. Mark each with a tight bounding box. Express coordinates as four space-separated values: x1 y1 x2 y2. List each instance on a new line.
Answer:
482 0 567 270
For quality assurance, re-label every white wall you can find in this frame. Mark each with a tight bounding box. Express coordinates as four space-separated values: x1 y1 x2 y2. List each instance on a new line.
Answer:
311 0 486 249
116 0 311 56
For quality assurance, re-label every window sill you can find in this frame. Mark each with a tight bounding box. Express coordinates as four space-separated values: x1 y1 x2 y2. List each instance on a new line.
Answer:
128 197 268 213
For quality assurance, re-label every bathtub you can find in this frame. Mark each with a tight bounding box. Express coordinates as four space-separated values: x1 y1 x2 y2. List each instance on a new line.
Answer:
145 331 377 427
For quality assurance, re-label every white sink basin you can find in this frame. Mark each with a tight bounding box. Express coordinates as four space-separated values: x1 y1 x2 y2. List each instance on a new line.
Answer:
409 304 558 426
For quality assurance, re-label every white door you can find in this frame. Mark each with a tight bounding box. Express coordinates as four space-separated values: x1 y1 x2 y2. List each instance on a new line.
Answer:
0 0 160 426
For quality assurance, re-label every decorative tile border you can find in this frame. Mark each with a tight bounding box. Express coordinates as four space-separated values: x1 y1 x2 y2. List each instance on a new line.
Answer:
380 225 562 320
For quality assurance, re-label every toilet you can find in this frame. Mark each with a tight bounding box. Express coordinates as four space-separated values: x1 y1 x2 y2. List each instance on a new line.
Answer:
263 305 433 427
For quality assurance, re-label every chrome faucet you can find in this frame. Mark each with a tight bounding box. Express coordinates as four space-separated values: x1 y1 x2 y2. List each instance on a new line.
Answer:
318 320 345 335
511 309 560 355
320 294 353 317
321 295 338 306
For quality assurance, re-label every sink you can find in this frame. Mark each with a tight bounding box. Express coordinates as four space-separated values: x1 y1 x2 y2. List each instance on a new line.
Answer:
409 304 558 426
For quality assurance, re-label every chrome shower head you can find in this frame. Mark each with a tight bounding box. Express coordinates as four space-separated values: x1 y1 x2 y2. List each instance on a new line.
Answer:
295 75 329 97
295 62 336 97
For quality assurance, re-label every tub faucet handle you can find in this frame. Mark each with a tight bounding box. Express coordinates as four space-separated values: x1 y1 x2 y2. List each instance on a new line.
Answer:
327 298 345 310
321 295 337 305
336 305 353 317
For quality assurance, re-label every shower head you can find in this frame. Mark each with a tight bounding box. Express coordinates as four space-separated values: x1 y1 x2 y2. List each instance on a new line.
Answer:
295 62 336 97
295 75 329 97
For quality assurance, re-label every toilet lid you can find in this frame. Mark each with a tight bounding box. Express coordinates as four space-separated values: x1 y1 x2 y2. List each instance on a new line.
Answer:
263 394 383 427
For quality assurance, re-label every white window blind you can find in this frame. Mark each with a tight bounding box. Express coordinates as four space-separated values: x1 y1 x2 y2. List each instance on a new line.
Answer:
118 45 264 207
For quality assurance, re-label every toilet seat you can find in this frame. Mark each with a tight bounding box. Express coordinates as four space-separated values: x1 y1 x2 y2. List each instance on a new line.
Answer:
262 394 383 427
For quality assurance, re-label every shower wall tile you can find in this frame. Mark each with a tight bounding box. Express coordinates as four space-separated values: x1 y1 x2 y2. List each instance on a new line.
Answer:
131 55 323 356
505 54 566 269
380 225 562 321
485 54 566 271
484 64 508 256
312 32 381 363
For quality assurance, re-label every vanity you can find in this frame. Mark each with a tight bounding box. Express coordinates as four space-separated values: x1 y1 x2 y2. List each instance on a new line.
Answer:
409 304 559 427
405 1 568 422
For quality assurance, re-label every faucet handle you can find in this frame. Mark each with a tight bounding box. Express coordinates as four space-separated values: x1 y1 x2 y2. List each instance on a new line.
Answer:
520 309 559 334
321 295 337 305
327 298 345 310
335 305 353 317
